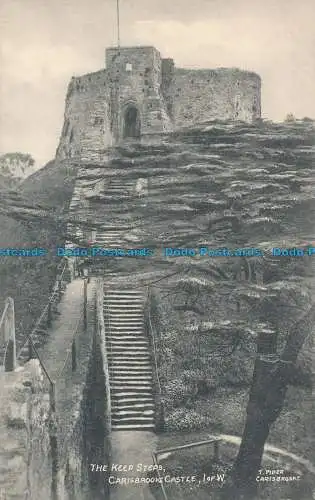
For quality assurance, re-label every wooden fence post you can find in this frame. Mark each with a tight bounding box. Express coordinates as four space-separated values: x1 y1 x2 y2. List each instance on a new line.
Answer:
49 382 59 500
28 337 36 361
47 302 52 327
83 278 88 330
4 298 16 372
72 339 77 372
213 440 220 462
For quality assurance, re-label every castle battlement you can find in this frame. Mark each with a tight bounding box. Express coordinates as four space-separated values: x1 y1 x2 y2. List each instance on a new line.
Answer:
57 45 261 159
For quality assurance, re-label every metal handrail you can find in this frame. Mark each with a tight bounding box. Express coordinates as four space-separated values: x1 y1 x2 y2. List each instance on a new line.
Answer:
56 311 84 380
17 260 68 359
153 437 222 500
152 452 168 500
146 286 162 395
155 437 221 456
0 301 10 332
26 336 54 386
96 280 112 431
0 300 11 367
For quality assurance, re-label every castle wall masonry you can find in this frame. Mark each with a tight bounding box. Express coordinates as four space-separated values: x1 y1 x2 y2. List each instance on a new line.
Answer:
56 45 261 160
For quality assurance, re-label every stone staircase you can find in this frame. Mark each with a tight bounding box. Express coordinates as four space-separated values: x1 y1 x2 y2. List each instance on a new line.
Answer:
103 287 155 431
105 178 135 199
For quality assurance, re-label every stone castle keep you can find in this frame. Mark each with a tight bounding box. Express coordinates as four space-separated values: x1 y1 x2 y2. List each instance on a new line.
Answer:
57 45 261 158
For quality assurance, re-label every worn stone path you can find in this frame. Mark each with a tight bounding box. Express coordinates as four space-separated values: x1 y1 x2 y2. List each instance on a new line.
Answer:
38 278 84 378
109 430 158 500
37 278 96 456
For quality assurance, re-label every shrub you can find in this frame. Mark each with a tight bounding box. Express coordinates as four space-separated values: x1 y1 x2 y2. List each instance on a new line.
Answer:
165 408 210 431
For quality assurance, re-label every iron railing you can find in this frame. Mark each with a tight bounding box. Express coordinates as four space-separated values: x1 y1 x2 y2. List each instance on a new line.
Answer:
152 438 222 500
95 279 112 432
145 286 164 431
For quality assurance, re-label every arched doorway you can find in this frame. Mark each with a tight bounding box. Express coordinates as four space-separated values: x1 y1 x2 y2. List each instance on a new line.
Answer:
123 105 141 139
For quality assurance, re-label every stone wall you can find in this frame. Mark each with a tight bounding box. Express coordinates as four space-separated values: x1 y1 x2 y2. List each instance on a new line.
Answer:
0 359 95 500
173 68 261 126
56 70 112 161
0 279 109 500
0 360 52 500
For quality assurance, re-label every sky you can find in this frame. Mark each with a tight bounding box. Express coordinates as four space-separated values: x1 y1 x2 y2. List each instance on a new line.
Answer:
0 0 314 167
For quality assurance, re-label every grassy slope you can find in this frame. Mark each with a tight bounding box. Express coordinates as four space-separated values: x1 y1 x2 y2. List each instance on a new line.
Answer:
0 158 76 347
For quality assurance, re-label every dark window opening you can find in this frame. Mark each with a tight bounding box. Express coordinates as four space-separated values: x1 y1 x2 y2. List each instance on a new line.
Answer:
69 129 74 143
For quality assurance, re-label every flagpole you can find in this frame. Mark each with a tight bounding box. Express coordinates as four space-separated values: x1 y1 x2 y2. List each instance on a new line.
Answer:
116 0 120 47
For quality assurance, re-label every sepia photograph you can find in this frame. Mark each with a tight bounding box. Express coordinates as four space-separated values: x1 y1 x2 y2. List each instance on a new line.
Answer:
0 1 314 499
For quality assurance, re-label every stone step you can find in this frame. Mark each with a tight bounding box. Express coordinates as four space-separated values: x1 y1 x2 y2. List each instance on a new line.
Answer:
104 298 144 304
107 330 144 336
107 344 149 351
107 327 144 332
108 352 150 358
106 316 143 320
109 366 152 377
108 345 149 351
104 298 145 306
111 403 154 411
111 391 153 398
111 413 154 420
105 315 144 320
107 312 144 316
105 318 144 323
94 232 125 236
111 379 152 386
112 409 154 417
109 369 152 376
108 343 149 349
111 424 155 430
111 387 152 394
104 292 145 297
108 353 150 359
105 301 144 307
105 298 145 303
111 418 154 426
108 335 148 341
109 358 151 365
110 375 152 381
106 322 144 327
105 311 144 317
111 397 154 405
104 291 145 296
